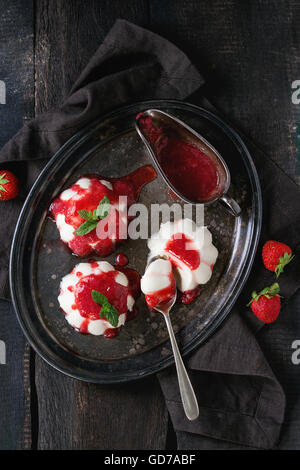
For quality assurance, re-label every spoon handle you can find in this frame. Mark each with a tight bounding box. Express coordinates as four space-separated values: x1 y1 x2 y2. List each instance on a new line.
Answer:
163 314 199 421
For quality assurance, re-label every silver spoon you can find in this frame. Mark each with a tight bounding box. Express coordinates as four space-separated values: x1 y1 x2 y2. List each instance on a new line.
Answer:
135 109 241 217
147 256 199 421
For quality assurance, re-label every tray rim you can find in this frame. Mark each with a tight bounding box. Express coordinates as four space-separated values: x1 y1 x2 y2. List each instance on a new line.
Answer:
10 99 262 383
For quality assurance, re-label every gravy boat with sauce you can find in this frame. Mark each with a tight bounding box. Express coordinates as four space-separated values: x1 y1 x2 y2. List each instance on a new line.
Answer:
135 109 241 217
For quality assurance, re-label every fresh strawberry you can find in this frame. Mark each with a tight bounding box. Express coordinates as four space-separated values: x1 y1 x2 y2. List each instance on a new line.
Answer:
0 171 19 201
262 240 294 278
247 282 281 323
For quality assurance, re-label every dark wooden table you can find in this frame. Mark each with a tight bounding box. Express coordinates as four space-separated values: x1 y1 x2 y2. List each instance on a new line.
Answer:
0 0 299 450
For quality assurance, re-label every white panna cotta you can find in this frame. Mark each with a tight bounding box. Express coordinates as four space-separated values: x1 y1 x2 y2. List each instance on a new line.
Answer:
141 258 176 308
50 176 123 258
147 218 218 293
58 260 138 337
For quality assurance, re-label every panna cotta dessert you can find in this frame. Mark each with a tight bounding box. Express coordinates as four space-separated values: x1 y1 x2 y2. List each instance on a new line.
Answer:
50 165 156 257
147 218 218 304
58 260 140 338
141 258 176 309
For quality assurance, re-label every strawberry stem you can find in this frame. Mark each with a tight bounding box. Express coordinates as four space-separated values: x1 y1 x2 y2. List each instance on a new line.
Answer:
275 252 294 278
247 282 281 306
0 173 9 196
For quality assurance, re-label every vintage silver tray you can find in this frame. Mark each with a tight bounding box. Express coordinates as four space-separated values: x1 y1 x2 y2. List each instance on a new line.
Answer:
10 100 262 383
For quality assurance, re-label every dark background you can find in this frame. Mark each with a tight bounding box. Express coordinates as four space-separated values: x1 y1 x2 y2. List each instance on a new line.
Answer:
0 0 299 450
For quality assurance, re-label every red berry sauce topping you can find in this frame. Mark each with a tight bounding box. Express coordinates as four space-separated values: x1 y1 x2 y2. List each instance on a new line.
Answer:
138 115 219 202
115 252 129 267
58 262 141 338
166 233 200 270
50 166 156 257
145 274 176 309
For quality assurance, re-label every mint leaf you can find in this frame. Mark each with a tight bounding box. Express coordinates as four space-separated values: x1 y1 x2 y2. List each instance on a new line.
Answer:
78 209 93 220
101 304 119 328
96 196 110 219
91 290 110 306
75 220 98 236
91 289 119 327
76 196 110 236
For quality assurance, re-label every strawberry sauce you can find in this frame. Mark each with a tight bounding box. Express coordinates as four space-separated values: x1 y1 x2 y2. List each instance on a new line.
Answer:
117 267 141 300
50 165 156 257
166 233 200 270
115 252 129 267
138 115 219 202
178 287 202 305
68 265 140 337
75 271 129 319
145 276 176 309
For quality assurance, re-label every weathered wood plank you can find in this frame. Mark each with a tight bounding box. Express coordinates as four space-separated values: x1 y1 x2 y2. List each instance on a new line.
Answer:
0 0 35 146
34 0 169 450
36 361 168 450
35 0 150 112
150 0 300 185
0 0 34 450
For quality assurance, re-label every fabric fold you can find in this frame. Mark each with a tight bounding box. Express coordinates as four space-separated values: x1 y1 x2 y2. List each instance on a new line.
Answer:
159 311 285 449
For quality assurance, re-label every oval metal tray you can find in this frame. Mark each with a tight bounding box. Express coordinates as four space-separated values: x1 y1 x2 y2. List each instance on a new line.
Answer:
10 100 262 383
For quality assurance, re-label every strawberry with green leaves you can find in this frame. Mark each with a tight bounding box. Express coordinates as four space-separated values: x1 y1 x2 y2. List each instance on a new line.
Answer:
0 171 19 201
262 240 294 278
247 283 281 323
